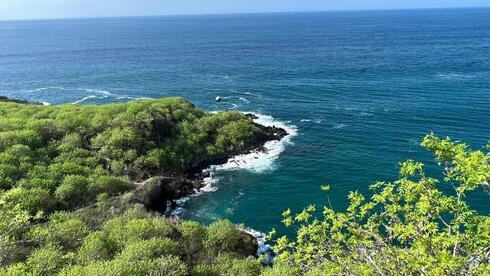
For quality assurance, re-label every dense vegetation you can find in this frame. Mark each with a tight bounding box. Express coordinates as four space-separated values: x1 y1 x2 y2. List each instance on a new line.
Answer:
0 97 262 216
1 207 261 275
1 97 489 275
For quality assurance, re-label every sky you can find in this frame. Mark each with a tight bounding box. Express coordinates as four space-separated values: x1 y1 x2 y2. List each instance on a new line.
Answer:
1 0 490 20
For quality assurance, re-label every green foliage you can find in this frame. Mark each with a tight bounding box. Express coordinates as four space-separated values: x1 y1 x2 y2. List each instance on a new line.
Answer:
0 204 30 266
272 134 490 275
102 216 176 248
260 263 301 276
179 221 207 259
25 246 71 275
0 97 260 218
190 255 262 276
27 212 89 251
1 208 253 275
55 175 91 208
224 257 262 276
1 187 57 217
191 264 220 276
64 255 188 276
204 220 241 252
179 221 207 242
88 176 134 197
116 237 179 262
76 232 116 265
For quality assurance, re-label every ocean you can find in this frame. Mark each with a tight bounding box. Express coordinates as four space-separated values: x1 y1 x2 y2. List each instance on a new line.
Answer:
1 8 489 234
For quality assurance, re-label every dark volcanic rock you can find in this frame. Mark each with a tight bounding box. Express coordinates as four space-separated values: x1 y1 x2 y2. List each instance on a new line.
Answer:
136 177 198 212
0 96 42 105
244 113 259 120
257 124 288 141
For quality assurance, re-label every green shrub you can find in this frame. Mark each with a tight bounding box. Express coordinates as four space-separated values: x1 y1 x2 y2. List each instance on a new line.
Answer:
204 220 241 252
27 212 90 251
64 256 188 276
76 232 117 265
89 176 134 196
179 221 207 246
25 246 70 275
227 258 262 276
116 237 179 262
148 256 189 276
48 162 91 183
207 255 262 276
59 133 83 152
102 216 176 248
0 263 29 276
190 264 219 276
55 175 91 207
2 187 57 216
260 264 301 276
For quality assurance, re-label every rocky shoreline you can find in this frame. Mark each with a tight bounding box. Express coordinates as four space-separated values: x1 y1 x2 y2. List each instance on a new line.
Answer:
72 115 288 258
140 114 289 214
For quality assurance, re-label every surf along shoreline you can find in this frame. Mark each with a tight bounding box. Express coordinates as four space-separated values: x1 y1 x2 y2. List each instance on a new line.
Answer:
146 113 290 215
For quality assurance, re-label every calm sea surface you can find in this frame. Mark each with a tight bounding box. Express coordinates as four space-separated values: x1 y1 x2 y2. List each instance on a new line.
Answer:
1 8 489 234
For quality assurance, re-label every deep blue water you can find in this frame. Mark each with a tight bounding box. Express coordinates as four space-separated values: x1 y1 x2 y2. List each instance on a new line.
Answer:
1 8 489 234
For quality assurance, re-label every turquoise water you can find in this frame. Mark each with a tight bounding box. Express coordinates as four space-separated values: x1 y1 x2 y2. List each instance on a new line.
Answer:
1 8 489 234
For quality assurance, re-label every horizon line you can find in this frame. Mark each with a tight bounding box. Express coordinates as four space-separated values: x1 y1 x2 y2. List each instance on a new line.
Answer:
1 6 489 23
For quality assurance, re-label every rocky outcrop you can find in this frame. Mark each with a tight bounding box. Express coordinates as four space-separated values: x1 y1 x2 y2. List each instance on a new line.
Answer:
184 113 288 176
0 96 42 105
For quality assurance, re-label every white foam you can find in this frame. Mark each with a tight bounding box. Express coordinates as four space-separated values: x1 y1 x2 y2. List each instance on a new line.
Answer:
23 86 154 105
175 197 190 205
41 102 51 106
437 73 475 80
243 227 275 264
357 112 372 117
72 95 98 104
170 207 186 216
217 95 250 106
300 118 322 124
84 89 112 97
238 97 250 103
25 86 63 93
207 112 297 177
193 175 220 195
332 123 346 129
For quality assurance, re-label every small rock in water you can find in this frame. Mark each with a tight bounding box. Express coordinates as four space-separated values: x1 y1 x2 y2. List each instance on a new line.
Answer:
215 96 222 102
244 113 259 121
